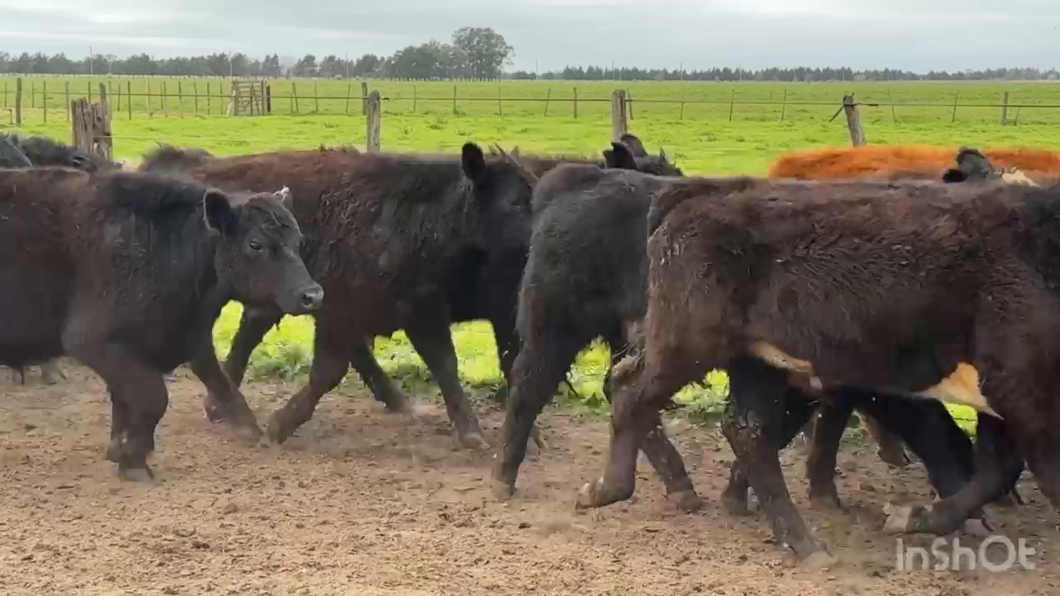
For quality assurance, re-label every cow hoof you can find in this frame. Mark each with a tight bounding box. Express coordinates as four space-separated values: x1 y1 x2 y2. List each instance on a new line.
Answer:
105 440 123 463
802 550 839 570
118 465 154 482
575 477 614 509
721 488 750 516
667 489 703 513
458 431 491 452
808 487 844 511
204 395 227 423
882 503 917 534
529 425 548 451
963 517 993 537
491 478 515 502
878 446 911 469
265 417 291 445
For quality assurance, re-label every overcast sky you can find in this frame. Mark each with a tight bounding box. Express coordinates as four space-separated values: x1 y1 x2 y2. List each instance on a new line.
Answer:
2 0 1057 72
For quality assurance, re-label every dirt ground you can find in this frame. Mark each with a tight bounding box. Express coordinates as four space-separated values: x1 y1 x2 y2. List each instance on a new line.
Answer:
1 365 1056 596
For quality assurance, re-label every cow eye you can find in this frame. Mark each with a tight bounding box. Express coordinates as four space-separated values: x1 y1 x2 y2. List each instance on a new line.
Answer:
248 239 264 253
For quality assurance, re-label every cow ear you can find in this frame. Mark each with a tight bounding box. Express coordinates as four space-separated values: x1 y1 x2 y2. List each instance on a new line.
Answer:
461 142 487 183
203 189 236 235
604 142 638 170
620 133 648 157
942 168 967 183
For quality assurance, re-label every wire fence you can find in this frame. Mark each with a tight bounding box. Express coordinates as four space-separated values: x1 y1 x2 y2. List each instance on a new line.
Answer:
4 77 1060 127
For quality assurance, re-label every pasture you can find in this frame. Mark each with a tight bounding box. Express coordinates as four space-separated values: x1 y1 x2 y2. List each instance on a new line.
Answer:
2 78 1059 595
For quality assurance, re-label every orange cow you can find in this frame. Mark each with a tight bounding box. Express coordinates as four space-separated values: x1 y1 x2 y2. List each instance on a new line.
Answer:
768 145 1060 182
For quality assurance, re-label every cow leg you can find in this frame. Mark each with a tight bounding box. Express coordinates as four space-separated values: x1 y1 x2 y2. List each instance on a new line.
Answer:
210 306 282 422
189 338 263 440
861 412 911 468
1020 423 1060 516
575 347 700 511
805 396 856 510
722 387 817 516
494 332 584 499
722 357 831 563
69 344 168 480
405 314 488 451
488 313 519 406
850 393 974 501
884 414 1023 535
105 385 131 463
604 337 701 512
39 359 66 384
267 323 350 444
348 339 415 415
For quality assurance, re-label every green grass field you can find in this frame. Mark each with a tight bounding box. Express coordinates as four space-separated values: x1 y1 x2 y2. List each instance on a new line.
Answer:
7 77 1042 430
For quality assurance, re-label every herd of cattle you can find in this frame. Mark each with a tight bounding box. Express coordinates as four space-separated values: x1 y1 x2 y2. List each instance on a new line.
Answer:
0 130 1056 567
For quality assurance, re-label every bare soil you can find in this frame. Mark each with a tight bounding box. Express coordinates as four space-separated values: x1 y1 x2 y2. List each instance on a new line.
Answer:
1 365 1056 596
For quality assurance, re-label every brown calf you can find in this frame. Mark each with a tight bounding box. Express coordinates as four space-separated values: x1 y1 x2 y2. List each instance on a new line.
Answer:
578 176 1059 564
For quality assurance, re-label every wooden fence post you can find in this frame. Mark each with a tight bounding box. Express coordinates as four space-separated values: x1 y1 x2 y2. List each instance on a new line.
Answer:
178 81 183 117
292 82 299 114
345 84 352 114
543 88 551 116
30 82 35 109
626 88 634 120
70 98 113 161
314 82 320 113
610 89 628 141
1000 91 1010 126
14 78 22 125
162 82 168 117
147 81 153 118
842 94 866 146
2 80 7 108
362 82 369 115
779 89 788 122
98 83 107 104
728 88 736 121
452 85 457 115
366 91 381 153
42 82 47 123
265 84 272 114
207 82 212 115
65 82 71 121
127 81 133 120
573 87 578 119
194 82 199 114
951 94 959 123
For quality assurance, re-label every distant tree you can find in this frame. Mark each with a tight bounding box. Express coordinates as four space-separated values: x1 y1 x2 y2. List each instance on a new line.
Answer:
352 53 382 77
318 54 344 78
293 54 318 77
451 26 513 80
261 54 282 77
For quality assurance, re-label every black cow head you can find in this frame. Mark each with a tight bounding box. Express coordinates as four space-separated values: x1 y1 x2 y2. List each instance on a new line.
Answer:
139 144 215 174
205 185 323 316
461 142 536 255
15 135 120 173
942 147 1002 183
604 133 684 176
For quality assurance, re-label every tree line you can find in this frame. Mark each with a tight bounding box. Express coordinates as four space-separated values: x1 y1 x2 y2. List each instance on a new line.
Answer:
513 66 1060 82
0 27 514 81
2 25 1056 82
